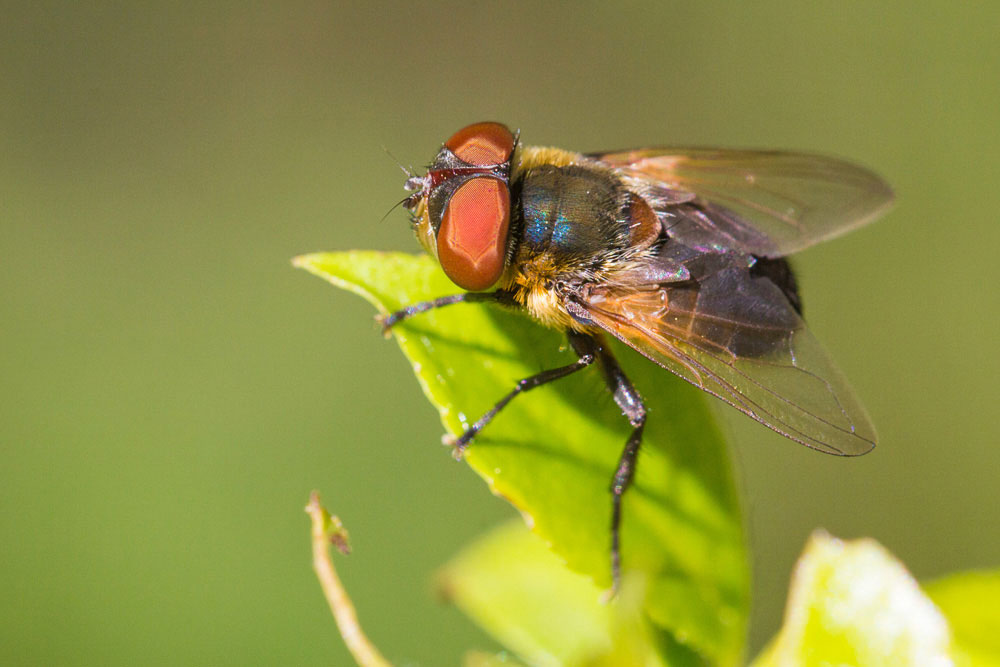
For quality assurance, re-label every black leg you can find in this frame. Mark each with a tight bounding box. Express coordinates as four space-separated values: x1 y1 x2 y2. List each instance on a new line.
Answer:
608 422 644 594
576 331 647 595
447 351 595 459
378 290 516 335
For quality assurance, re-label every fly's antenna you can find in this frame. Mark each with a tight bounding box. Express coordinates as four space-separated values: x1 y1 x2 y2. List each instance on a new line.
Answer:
379 145 428 193
380 145 425 223
382 145 416 179
380 194 415 224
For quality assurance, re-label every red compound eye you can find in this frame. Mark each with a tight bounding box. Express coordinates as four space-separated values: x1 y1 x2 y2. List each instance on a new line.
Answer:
437 176 511 291
444 122 515 166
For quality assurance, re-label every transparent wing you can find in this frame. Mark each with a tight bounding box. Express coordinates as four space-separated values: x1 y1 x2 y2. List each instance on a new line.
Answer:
592 148 894 257
569 260 876 455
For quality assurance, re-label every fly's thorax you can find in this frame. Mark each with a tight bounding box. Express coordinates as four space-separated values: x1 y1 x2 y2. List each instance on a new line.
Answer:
501 250 663 334
496 159 664 332
497 269 596 332
513 163 636 269
516 145 582 171
514 279 581 331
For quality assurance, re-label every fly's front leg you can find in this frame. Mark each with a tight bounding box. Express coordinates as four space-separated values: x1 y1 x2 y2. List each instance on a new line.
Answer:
378 290 517 336
573 330 647 595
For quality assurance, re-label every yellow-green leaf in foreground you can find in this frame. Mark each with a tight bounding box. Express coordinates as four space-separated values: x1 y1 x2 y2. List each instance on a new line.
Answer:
296 251 748 664
461 650 529 667
439 520 667 667
751 532 953 667
925 569 1000 666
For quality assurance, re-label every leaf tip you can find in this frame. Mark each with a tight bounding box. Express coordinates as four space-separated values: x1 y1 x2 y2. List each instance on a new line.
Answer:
291 253 320 271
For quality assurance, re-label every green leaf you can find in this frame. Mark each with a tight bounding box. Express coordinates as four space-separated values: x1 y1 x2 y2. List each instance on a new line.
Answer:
295 251 748 664
925 569 1000 666
751 532 953 667
461 650 530 667
439 519 667 667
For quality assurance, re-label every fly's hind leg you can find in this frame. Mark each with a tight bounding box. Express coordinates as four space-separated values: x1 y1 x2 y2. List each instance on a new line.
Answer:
574 330 647 595
378 290 517 335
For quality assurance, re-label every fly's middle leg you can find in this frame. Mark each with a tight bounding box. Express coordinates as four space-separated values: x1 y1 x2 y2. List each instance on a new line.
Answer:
446 349 595 459
571 330 647 595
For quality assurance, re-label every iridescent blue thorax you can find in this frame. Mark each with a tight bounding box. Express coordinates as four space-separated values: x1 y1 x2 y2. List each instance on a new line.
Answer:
514 164 633 268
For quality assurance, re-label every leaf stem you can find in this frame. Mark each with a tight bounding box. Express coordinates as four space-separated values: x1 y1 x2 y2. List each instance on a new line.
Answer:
305 491 393 667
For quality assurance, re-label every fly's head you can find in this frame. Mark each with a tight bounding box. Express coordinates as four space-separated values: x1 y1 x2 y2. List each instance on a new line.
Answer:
403 122 518 292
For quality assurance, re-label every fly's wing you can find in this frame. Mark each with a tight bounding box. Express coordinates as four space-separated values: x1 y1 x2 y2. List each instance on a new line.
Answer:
568 257 876 455
591 148 894 257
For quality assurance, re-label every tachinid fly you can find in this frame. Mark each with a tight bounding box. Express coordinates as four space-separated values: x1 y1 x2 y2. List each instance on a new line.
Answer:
384 122 893 591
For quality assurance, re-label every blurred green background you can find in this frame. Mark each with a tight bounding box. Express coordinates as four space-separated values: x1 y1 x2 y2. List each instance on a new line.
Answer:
3 2 998 664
